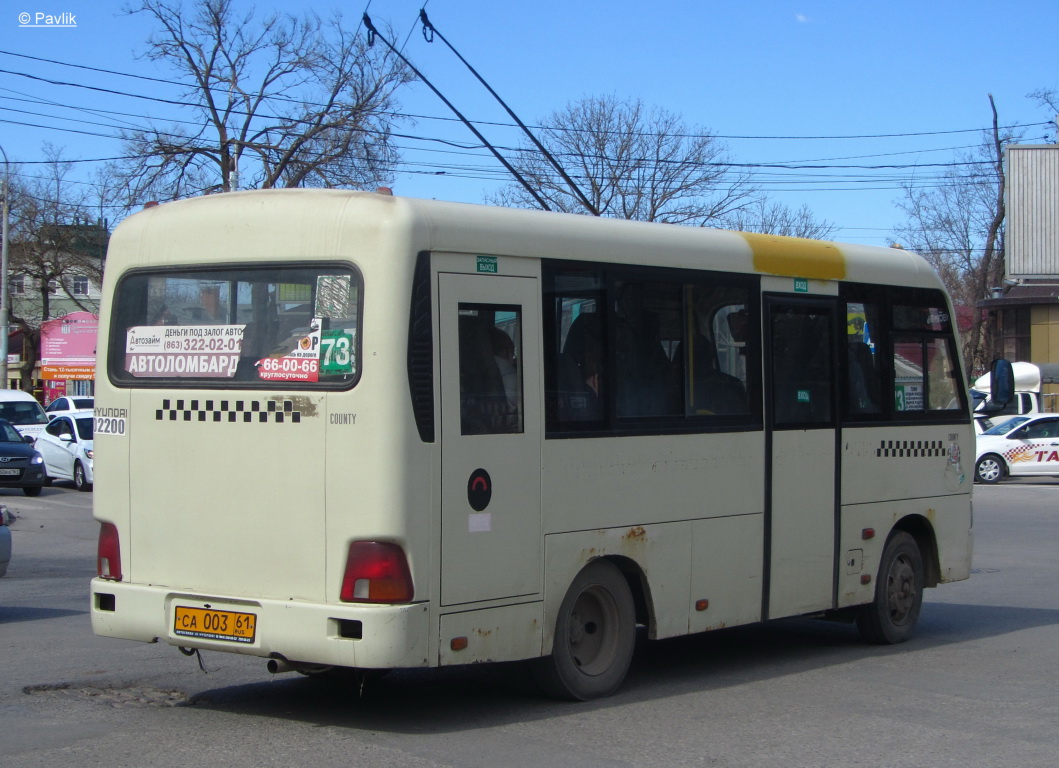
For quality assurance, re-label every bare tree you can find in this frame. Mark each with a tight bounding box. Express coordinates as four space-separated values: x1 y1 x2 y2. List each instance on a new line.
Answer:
1028 88 1059 142
892 95 1013 378
491 96 757 224
7 148 108 390
722 200 836 239
114 0 411 203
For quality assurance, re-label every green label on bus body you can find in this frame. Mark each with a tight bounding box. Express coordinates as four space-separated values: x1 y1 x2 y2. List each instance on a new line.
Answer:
794 278 809 292
476 255 498 274
320 330 354 374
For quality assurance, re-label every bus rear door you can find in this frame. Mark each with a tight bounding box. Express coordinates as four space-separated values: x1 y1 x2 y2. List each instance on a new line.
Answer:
438 273 542 606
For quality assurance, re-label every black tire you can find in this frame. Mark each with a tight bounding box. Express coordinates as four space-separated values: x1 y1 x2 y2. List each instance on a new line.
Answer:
23 485 42 497
857 531 924 644
533 559 636 701
975 454 1004 484
74 461 92 492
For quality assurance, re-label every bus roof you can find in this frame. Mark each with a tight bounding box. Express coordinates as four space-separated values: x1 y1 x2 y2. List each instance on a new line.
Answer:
109 189 943 291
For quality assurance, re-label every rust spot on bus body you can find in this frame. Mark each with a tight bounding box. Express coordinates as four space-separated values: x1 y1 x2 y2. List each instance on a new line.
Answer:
624 526 647 541
269 395 319 418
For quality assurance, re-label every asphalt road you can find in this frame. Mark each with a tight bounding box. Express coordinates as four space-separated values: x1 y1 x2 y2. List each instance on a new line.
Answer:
1 479 1057 767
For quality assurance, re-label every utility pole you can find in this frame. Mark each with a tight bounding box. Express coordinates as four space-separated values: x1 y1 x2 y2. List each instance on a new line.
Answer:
0 145 9 390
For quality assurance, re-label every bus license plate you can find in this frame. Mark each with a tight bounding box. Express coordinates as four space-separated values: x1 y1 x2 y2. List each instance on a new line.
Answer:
174 606 257 644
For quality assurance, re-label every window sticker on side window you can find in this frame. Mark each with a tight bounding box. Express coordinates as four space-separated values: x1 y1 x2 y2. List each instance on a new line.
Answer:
125 325 246 378
254 318 322 382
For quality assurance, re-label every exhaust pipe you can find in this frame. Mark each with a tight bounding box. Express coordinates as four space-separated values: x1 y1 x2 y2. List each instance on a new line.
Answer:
266 657 335 676
267 658 296 674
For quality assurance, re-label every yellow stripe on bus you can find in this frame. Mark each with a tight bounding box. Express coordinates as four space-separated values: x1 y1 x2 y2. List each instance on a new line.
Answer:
742 232 847 280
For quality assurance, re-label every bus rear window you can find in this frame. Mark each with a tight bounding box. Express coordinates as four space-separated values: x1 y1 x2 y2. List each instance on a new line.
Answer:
109 264 361 389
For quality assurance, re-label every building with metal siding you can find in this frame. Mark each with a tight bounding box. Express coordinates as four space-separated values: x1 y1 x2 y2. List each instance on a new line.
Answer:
1007 145 1059 278
981 144 1059 410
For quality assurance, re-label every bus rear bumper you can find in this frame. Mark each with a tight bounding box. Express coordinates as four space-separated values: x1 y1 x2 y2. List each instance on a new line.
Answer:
90 578 432 669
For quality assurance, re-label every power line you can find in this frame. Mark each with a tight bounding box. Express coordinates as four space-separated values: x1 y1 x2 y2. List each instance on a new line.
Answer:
2 110 1008 176
418 10 598 215
361 13 553 211
3 87 1009 169
0 47 1017 224
1 49 1050 143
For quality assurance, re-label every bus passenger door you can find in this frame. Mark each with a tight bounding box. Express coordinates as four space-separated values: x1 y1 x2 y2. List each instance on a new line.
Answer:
764 297 838 619
438 273 542 606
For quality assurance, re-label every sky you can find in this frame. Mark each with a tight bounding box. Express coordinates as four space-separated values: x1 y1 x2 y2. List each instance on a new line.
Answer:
1 0 1057 247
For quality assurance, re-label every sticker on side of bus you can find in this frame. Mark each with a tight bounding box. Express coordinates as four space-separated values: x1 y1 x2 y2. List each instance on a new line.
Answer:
125 324 246 379
94 408 128 437
319 330 355 375
94 416 127 436
254 318 323 382
174 606 257 644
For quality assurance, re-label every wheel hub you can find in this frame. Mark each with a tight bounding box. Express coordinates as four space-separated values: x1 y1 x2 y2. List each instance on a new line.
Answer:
886 555 916 624
566 588 616 675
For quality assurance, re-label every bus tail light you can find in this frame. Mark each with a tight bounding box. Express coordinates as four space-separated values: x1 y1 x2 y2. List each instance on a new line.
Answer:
340 541 414 603
97 523 122 581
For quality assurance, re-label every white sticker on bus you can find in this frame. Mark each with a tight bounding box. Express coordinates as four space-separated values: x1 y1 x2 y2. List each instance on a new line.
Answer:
94 412 127 437
125 325 246 379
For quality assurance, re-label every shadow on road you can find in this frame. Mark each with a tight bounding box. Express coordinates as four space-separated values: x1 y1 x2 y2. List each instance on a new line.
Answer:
181 601 1059 732
0 605 87 623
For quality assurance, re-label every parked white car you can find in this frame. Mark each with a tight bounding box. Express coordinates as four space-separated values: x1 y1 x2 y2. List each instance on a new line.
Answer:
35 411 94 491
45 396 94 420
0 390 50 441
975 414 1059 484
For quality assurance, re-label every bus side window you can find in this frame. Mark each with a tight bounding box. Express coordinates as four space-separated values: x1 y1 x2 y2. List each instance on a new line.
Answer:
683 286 749 416
891 299 965 414
545 269 607 429
458 305 523 436
558 311 605 422
613 281 681 418
845 302 882 415
926 338 962 411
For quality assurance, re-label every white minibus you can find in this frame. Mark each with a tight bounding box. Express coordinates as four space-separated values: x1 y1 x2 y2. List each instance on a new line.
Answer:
91 189 973 699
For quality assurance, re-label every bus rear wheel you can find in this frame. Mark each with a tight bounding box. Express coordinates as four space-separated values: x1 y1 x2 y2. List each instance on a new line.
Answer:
857 531 923 645
533 560 635 701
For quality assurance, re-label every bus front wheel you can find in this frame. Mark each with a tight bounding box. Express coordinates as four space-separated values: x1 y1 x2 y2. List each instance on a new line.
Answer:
857 531 923 645
533 560 636 701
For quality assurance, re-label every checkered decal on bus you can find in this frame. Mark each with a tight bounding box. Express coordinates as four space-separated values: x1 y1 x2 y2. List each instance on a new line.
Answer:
876 440 947 458
156 399 303 424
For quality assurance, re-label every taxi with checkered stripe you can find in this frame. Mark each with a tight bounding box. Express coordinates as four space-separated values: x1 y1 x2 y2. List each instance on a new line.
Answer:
975 414 1059 483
